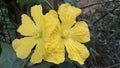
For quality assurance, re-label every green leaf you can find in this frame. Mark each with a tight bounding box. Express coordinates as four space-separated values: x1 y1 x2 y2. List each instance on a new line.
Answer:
29 61 54 68
17 0 28 5
17 0 45 5
37 0 45 3
0 43 29 68
51 62 76 68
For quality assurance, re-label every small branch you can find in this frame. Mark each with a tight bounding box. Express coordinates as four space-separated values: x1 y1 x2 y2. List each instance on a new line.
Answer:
105 63 120 68
93 13 108 25
81 1 120 9
93 4 120 25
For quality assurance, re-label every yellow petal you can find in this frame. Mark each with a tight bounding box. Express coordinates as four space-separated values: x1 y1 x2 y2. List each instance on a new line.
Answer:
44 35 65 64
70 21 90 43
58 3 82 29
12 37 36 59
17 14 36 36
64 39 89 65
43 10 61 39
31 5 44 28
43 10 60 37
12 39 20 50
30 39 45 63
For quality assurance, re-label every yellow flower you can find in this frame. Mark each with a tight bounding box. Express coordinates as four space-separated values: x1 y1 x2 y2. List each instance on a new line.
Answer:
12 3 90 65
43 3 90 65
12 5 56 63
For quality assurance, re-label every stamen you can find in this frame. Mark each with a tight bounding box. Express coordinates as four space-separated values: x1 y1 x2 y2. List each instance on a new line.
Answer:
61 30 70 39
32 30 41 38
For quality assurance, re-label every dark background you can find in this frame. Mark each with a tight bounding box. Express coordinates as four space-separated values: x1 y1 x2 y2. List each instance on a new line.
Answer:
0 0 120 68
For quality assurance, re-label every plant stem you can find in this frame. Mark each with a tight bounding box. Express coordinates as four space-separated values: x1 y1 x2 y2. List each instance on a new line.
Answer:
45 0 54 9
21 52 32 68
81 1 120 9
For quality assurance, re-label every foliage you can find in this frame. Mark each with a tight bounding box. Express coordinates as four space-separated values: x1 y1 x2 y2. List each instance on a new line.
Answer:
0 43 28 68
0 0 120 68
17 0 45 5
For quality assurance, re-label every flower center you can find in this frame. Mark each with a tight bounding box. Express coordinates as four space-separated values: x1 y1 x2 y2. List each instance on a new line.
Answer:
61 30 70 39
32 30 41 38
